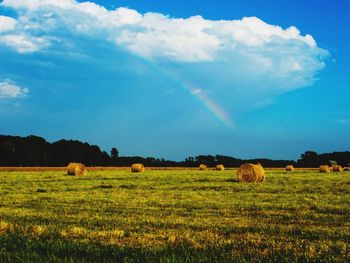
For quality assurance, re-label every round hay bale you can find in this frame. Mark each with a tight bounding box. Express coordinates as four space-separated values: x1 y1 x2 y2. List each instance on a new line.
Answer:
67 163 76 175
216 164 225 171
285 165 295 172
131 163 145 173
199 164 207 170
237 163 265 182
66 162 87 176
332 165 343 172
319 165 330 173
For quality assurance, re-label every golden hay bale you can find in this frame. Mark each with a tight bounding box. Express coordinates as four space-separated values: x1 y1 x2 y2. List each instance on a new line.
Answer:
332 165 343 172
237 163 265 182
199 164 207 170
285 165 295 171
66 162 87 176
131 163 145 173
319 165 330 173
66 162 76 175
216 164 225 171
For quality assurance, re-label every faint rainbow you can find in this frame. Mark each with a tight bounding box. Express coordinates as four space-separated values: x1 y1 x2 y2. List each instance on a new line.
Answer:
188 86 234 127
136 57 234 127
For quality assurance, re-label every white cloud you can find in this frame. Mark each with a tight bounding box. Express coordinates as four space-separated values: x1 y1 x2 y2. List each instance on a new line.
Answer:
0 0 329 112
216 17 317 47
1 0 323 59
1 0 75 10
116 14 221 61
191 88 202 95
0 15 17 32
0 80 28 99
0 34 50 53
76 3 142 26
116 15 319 62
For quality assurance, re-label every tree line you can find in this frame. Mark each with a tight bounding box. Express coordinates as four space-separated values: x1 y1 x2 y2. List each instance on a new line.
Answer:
0 135 349 167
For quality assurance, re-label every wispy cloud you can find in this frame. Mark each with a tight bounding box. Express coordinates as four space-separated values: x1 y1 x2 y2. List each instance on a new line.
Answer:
0 15 16 32
0 80 28 99
0 34 50 53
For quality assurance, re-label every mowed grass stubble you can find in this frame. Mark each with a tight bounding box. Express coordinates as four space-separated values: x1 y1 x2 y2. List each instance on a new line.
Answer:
0 169 349 262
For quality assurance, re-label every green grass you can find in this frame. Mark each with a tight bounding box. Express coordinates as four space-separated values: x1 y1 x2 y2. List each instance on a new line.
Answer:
0 169 349 262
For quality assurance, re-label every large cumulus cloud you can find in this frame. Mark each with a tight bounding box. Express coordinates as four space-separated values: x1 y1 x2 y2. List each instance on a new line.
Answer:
0 0 328 114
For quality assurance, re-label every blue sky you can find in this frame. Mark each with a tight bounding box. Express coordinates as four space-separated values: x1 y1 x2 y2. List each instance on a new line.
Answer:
0 0 349 160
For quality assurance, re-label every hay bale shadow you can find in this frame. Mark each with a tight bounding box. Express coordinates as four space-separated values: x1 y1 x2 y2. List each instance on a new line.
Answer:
93 184 113 189
120 184 137 189
225 178 239 183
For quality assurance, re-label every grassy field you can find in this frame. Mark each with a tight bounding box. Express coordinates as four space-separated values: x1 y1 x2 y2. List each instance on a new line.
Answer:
0 168 349 262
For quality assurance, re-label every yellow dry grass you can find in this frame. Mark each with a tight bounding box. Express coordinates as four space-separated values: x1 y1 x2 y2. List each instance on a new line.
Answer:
199 164 207 170
215 164 225 171
131 163 145 173
66 163 87 176
332 165 343 172
319 165 330 173
285 165 295 172
237 163 265 182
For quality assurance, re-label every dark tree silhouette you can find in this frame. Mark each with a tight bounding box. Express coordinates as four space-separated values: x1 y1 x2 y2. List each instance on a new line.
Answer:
0 135 349 167
111 148 119 159
0 135 109 167
297 151 320 167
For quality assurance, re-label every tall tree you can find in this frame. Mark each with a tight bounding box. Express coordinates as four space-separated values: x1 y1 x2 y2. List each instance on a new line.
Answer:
111 148 119 159
298 151 320 167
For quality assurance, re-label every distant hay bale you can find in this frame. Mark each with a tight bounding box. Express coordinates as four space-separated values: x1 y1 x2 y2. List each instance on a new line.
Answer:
344 167 349 171
332 165 343 172
237 163 265 182
216 164 225 171
131 163 145 173
285 165 295 172
199 164 207 170
319 165 330 173
66 162 87 176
